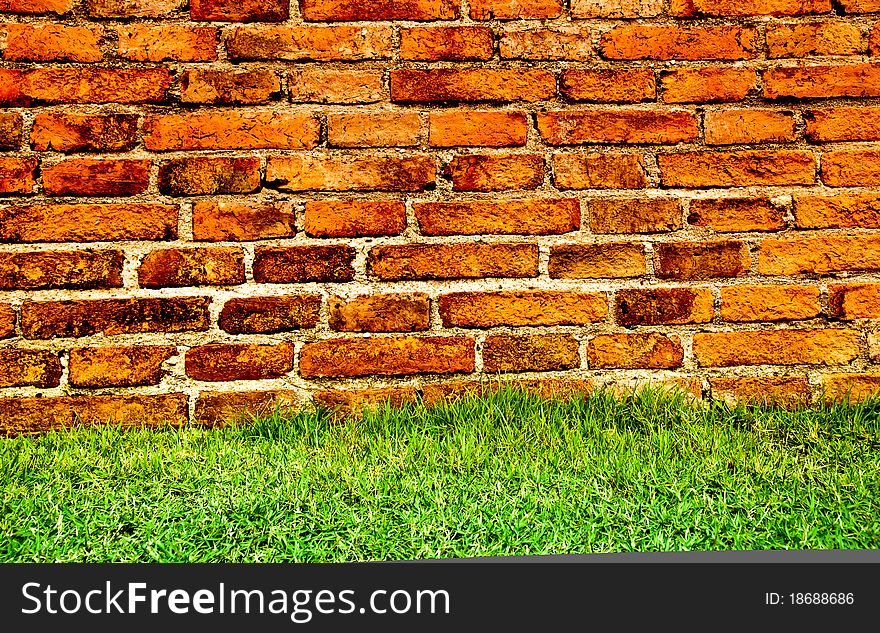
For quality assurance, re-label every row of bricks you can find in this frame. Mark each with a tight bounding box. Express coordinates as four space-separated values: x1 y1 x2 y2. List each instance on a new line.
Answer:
3 22 880 64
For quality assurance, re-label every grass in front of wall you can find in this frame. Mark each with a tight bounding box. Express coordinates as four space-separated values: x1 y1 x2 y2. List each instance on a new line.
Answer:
2 385 879 562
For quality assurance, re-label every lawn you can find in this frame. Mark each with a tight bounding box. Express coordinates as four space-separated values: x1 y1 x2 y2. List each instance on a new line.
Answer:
2 386 879 562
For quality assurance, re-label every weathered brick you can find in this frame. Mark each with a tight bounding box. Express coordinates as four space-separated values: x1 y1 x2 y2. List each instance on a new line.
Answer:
440 291 607 327
194 390 299 426
688 198 787 232
0 304 14 338
704 109 797 145
299 336 474 378
87 0 183 17
219 295 322 334
190 0 288 21
313 387 419 416
227 25 391 61
21 297 210 339
368 243 538 280
193 201 295 241
759 234 880 275
0 349 61 387
600 25 759 60
31 113 139 152
0 158 36 194
821 149 880 186
560 69 656 103
15 68 171 104
42 159 150 196
483 334 579 373
288 69 383 103
616 287 714 325
538 110 699 145
186 342 294 382
794 193 880 229
672 0 832 16
420 377 595 405
805 107 880 141
839 0 880 11
69 346 177 388
721 285 821 321
829 284 880 319
327 112 421 148
763 64 880 99
822 373 880 402
253 245 355 283
0 204 177 243
180 69 280 104
572 0 662 17
693 329 860 366
159 157 261 196
0 394 188 437
499 27 593 61
144 112 320 150
118 25 217 61
658 151 816 187
445 154 544 191
589 198 681 234
415 199 579 236
391 69 556 103
0 250 123 290
0 113 22 150
3 24 103 62
0 0 73 13
552 153 648 190
654 241 750 280
470 0 562 19
709 376 811 408
549 243 646 278
766 22 864 58
429 111 528 147
299 0 459 20
588 333 683 369
400 26 493 61
305 200 405 238
872 24 880 54
661 67 757 103
329 294 430 332
266 155 435 192
138 247 245 288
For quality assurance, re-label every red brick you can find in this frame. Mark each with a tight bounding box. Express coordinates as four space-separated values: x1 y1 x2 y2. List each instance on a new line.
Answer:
194 390 299 426
117 25 217 61
42 159 150 197
445 154 544 192
327 112 421 148
0 304 14 338
589 198 681 234
266 155 435 192
226 25 391 61
3 24 103 62
560 69 656 103
588 333 683 369
69 346 177 388
0 113 22 150
304 200 405 238
763 64 880 99
186 342 294 382
499 27 593 61
709 376 812 408
87 0 183 16
329 294 430 332
758 234 880 275
794 193 880 229
391 69 556 103
766 22 864 58
299 0 459 20
704 109 797 145
0 350 61 388
288 69 383 103
415 199 579 236
0 204 177 243
659 151 816 187
0 250 123 290
538 110 698 145
180 69 280 104
654 241 750 280
31 113 139 152
190 0 288 21
138 247 245 288
549 243 646 278
721 285 821 321
483 334 579 373
470 0 562 19
429 111 529 147
368 243 538 280
616 287 714 325
17 68 171 104
0 394 188 436
600 25 759 60
688 198 787 232
829 284 880 319
694 329 859 367
253 246 355 283
0 0 73 12
821 150 880 186
193 201 296 241
672 0 832 15
552 153 647 189
400 26 493 61
219 296 322 334
0 158 36 194
144 111 319 151
299 336 474 378
21 297 210 339
159 157 261 196
661 67 757 103
440 291 607 327
805 107 880 141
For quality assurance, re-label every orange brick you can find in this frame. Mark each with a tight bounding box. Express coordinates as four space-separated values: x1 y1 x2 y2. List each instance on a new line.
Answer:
226 25 392 61
329 294 430 332
0 0 73 12
3 24 102 62
872 24 880 54
17 68 171 104
219 295 321 334
415 199 579 236
469 0 562 18
822 373 880 402
144 111 319 150
445 154 545 191
549 243 646 278
0 157 36 194
483 334 579 373
69 346 177 387
400 26 493 61
759 234 880 275
253 246 355 283
190 0 288 20
560 69 655 103
429 111 528 147
186 342 294 382
721 285 821 322
552 153 647 190
299 337 475 378
0 250 123 290
327 112 421 148
655 241 750 280
499 27 593 61
304 201 406 238
616 287 714 325
794 193 880 229
31 113 139 152
829 284 880 319
688 198 787 232
192 201 296 241
439 291 607 327
0 204 176 243
805 107 880 141
672 0 832 15
572 0 662 17
42 159 150 197
180 69 280 104
117 25 218 61
87 0 183 17
0 112 22 150
313 387 419 416
288 69 383 103
299 0 459 20
391 69 555 103
138 247 245 288
589 198 681 234
600 25 759 60
839 0 880 11
266 155 435 192
588 333 683 369
766 21 864 58
709 376 811 408
0 349 61 387
538 110 698 145
659 151 816 187
704 110 797 145
661 67 757 103
0 304 14 338
693 329 859 367
763 64 880 99
195 390 299 426
159 157 261 196
368 244 538 280
821 149 880 186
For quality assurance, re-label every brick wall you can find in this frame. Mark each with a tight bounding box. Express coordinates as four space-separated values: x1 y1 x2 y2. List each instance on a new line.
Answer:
2 0 880 433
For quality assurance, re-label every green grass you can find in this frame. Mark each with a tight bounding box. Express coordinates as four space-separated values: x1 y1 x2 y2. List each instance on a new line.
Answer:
2 385 879 562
